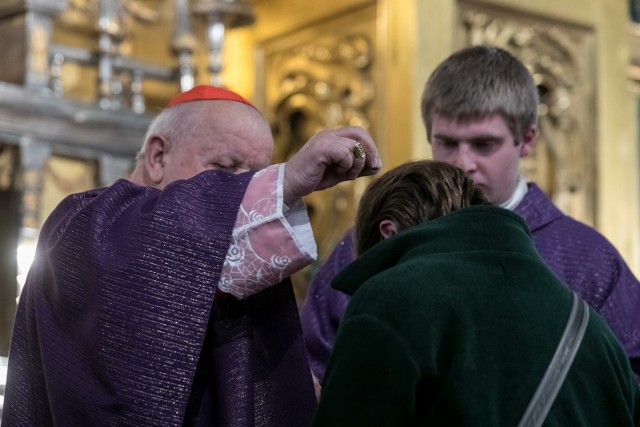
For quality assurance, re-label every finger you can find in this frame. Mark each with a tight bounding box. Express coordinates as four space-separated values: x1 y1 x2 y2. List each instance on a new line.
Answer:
331 136 374 181
331 126 381 171
352 142 366 161
338 134 378 179
313 136 362 186
359 165 381 177
331 141 357 176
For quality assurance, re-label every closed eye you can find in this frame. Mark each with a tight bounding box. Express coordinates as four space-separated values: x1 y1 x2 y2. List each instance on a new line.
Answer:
433 138 458 150
210 162 252 175
471 138 500 154
210 163 234 171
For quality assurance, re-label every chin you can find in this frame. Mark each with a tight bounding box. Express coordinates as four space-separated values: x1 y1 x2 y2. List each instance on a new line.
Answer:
475 185 494 203
485 193 503 205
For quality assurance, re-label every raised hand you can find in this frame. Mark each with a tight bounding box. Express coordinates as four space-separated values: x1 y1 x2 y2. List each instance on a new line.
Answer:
283 126 381 204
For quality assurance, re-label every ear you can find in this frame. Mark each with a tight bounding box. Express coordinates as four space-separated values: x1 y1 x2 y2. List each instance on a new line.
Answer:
144 135 167 187
379 219 399 240
519 124 537 158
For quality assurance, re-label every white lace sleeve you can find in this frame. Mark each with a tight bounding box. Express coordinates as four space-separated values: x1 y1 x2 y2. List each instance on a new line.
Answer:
218 164 317 299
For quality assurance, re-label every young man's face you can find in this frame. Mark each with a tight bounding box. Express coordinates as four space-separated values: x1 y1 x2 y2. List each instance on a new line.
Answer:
429 114 535 205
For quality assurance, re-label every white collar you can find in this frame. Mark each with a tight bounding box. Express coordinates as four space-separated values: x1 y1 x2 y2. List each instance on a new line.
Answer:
499 177 528 211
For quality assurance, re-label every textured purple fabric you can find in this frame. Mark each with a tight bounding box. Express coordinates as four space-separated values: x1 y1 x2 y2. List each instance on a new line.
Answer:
299 232 353 381
300 182 640 381
3 170 316 426
514 183 640 362
195 286 317 427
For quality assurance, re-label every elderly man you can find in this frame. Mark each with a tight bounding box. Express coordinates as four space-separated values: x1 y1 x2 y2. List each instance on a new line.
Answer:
2 85 380 426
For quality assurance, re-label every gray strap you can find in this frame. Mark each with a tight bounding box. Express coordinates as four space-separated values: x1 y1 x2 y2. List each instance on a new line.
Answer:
518 292 590 427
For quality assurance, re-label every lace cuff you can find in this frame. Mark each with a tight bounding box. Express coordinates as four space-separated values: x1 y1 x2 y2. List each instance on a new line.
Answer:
218 164 317 298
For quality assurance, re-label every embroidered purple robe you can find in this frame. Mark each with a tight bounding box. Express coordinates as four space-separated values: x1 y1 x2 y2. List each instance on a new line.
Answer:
2 170 316 426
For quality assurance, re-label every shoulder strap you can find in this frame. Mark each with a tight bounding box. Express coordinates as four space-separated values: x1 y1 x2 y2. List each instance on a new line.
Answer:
518 292 590 427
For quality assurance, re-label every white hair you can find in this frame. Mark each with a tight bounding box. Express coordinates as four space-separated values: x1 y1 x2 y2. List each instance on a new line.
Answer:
135 100 270 165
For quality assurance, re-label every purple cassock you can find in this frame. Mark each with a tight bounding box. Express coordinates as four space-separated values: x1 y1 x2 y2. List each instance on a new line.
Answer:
300 182 640 381
2 170 316 426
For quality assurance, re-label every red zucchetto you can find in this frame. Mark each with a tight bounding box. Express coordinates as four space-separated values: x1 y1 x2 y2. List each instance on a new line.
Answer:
166 85 256 109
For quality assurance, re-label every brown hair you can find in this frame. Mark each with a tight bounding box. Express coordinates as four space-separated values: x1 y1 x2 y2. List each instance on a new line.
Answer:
421 45 539 145
354 160 487 254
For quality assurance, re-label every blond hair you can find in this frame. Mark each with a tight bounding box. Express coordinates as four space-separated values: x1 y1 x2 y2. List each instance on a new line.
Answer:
421 45 539 145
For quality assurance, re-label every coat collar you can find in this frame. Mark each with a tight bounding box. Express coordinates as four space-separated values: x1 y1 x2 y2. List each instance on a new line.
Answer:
332 205 536 296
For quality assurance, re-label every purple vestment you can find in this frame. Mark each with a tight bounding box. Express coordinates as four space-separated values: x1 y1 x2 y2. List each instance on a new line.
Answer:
3 170 316 426
300 182 640 381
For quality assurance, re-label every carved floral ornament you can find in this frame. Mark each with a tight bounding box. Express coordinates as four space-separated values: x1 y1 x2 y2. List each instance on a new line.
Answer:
270 34 375 162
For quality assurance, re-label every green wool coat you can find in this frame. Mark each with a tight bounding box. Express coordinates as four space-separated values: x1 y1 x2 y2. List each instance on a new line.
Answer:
312 206 640 426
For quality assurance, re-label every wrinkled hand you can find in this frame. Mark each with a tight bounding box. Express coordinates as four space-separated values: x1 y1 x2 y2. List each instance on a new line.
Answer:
283 127 381 204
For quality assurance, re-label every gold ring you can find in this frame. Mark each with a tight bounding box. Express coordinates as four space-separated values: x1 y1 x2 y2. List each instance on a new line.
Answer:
352 142 366 160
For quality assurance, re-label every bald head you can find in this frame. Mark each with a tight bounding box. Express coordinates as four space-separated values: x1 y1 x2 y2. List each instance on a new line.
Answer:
130 99 274 189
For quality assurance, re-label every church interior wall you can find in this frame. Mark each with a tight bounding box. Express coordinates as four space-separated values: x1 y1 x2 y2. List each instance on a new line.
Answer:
0 0 638 355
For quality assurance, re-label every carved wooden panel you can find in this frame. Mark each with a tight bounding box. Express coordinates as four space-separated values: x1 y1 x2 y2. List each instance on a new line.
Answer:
459 1 597 225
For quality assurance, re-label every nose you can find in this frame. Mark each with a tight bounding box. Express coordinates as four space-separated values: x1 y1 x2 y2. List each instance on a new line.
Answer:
452 145 477 174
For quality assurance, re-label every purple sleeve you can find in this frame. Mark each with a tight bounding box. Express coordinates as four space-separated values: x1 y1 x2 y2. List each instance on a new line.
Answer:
530 219 640 361
3 170 317 426
300 230 355 381
516 184 640 380
3 172 251 426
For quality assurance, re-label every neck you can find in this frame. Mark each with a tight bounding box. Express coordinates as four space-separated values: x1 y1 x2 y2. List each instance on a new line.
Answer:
128 164 147 186
499 177 528 211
